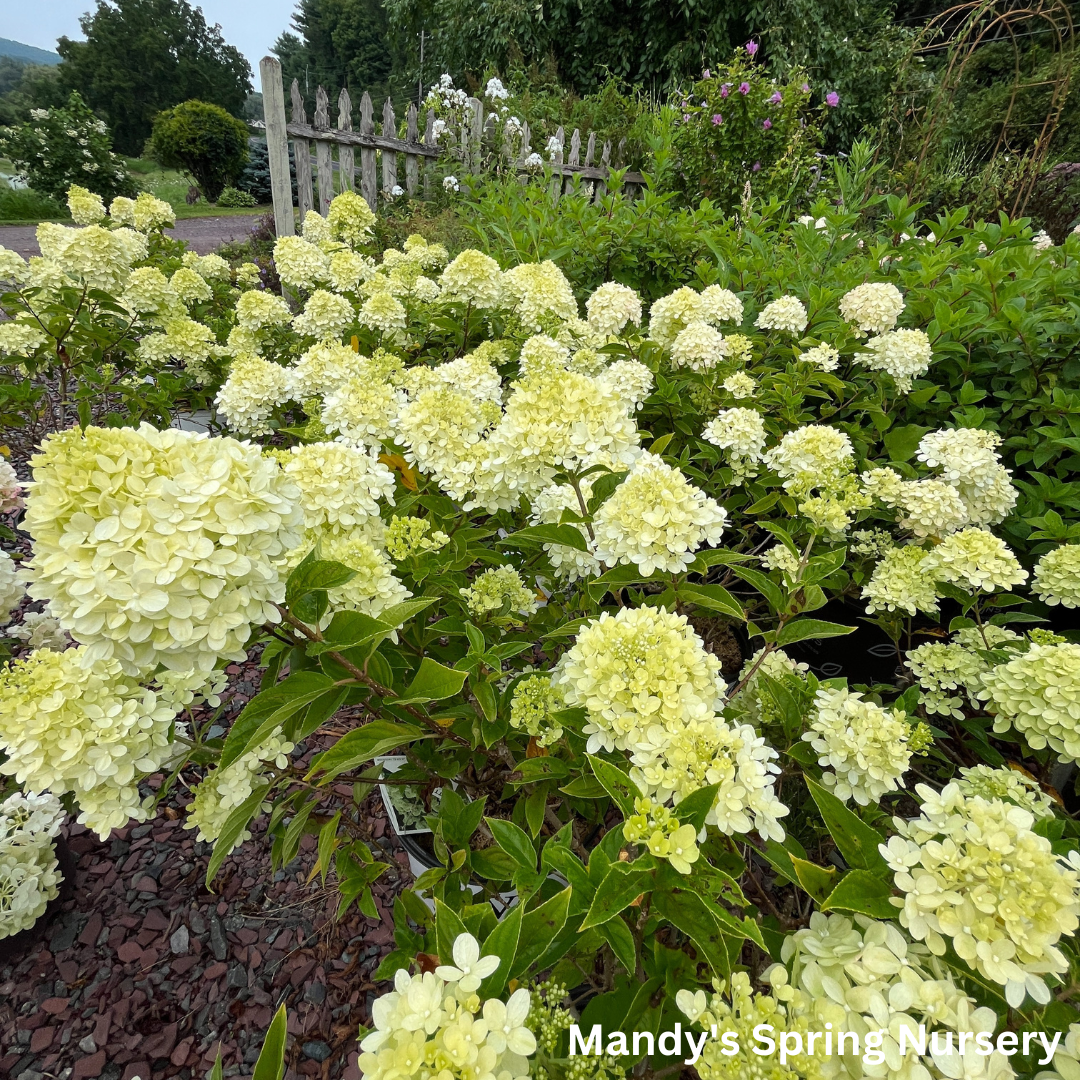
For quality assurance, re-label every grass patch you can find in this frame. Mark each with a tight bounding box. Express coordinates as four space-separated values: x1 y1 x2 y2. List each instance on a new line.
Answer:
0 183 68 223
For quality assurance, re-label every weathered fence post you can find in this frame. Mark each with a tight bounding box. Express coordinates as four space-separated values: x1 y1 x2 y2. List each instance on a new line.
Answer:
468 98 484 172
359 93 377 211
548 126 565 200
405 105 419 196
314 86 334 215
565 128 581 195
423 110 435 198
259 56 295 237
382 99 398 195
290 80 314 221
337 89 355 193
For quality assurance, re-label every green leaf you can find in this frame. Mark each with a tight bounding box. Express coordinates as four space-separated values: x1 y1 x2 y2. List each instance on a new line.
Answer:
673 784 720 832
598 916 638 976
393 658 469 704
587 755 636 818
307 610 392 654
442 792 487 848
510 887 572 978
317 813 341 886
524 787 547 838
559 776 608 799
379 597 438 629
221 671 334 770
487 818 536 870
776 619 855 646
651 889 737 977
473 677 498 722
205 783 269 888
207 1052 224 1080
285 557 356 605
822 869 897 919
307 721 423 783
883 424 931 462
805 777 888 873
789 856 837 903
470 848 518 880
479 902 522 998
500 524 590 552
435 898 469 964
678 582 745 620
581 866 651 928
729 565 786 613
251 1003 288 1080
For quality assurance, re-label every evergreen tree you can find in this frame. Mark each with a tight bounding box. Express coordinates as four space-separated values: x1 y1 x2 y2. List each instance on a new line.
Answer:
57 0 251 156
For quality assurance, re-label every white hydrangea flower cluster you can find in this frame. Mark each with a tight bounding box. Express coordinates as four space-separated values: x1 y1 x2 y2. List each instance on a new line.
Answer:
755 295 809 334
765 425 854 497
284 442 395 534
0 550 24 626
765 912 1014 1080
804 687 914 805
22 424 303 676
292 289 355 339
862 545 940 616
592 453 726 574
917 428 1016 527
956 764 1056 820
670 321 729 371
931 527 1028 594
9 611 70 651
0 647 182 838
861 329 933 392
1034 544 1080 608
895 479 969 539
554 607 788 840
623 797 700 874
0 791 65 940
439 249 505 308
722 371 756 399
187 733 294 851
358 933 534 1080
648 284 742 349
982 642 1080 762
703 407 768 478
460 565 538 618
799 343 840 371
585 281 642 337
509 675 566 747
676 973 823 1080
838 282 904 334
906 641 993 718
503 260 578 329
882 782 1080 1007
214 354 290 435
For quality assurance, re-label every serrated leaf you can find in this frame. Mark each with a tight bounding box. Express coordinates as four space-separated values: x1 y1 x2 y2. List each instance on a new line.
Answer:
678 582 745 620
789 855 837 903
510 887 571 978
500 524 590 552
598 916 638 976
393 658 469 704
285 557 356 605
805 777 888 873
479 903 522 998
587 755 636 818
307 721 423 783
581 866 651 928
822 869 897 918
776 618 855 646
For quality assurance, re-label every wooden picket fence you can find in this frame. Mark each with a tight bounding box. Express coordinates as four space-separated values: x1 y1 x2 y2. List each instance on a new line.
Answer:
258 56 646 237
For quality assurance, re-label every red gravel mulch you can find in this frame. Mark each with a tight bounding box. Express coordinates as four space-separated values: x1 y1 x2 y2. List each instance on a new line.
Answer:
0 656 410 1080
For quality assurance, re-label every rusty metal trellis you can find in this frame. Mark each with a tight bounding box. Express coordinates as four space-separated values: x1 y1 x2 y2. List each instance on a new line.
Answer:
887 0 1074 216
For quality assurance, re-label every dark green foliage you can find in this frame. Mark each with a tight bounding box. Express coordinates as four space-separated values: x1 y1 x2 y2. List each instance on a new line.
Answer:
216 186 258 207
0 59 66 126
57 0 251 155
237 138 299 205
150 100 251 202
272 0 399 117
0 184 66 222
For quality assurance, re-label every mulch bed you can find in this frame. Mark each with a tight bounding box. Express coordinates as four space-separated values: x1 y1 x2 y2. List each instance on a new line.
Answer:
0 655 411 1080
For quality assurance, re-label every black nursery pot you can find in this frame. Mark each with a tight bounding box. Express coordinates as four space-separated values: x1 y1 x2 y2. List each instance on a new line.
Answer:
0 835 78 967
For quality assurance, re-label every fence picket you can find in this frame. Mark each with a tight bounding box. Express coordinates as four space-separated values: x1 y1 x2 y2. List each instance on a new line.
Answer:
260 59 644 228
359 92 377 210
423 110 434 198
259 57 295 237
338 88 354 193
382 99 398 197
314 86 334 214
405 105 419 196
290 79 314 221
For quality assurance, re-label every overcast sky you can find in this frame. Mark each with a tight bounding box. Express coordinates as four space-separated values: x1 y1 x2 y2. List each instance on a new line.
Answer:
5 0 299 73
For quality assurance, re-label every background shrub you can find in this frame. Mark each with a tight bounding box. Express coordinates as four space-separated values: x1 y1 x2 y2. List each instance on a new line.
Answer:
150 99 250 202
0 91 134 203
216 185 256 208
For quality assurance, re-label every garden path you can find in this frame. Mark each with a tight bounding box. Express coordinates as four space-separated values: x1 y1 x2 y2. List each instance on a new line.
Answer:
0 215 266 258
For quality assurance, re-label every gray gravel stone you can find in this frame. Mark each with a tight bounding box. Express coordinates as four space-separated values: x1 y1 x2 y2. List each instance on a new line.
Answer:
49 912 83 953
302 1040 333 1062
209 913 228 961
77 1035 97 1053
303 980 326 1004
170 925 190 955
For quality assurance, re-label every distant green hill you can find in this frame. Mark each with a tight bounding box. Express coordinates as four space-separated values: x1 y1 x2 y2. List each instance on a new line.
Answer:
0 39 62 66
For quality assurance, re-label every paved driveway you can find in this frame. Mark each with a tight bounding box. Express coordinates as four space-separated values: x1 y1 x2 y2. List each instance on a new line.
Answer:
0 214 267 258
